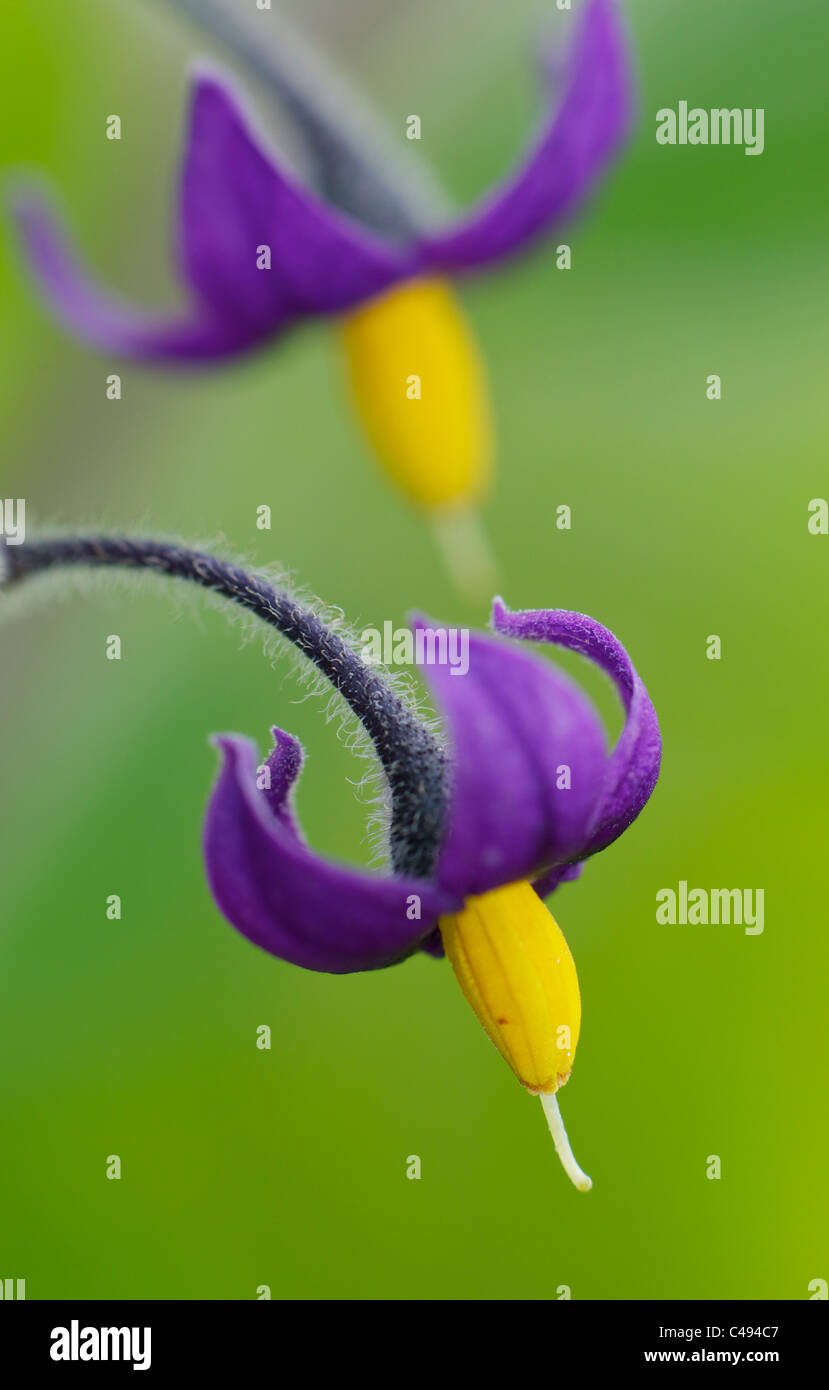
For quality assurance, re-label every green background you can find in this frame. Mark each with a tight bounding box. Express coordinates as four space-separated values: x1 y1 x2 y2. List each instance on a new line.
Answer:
1 0 826 1299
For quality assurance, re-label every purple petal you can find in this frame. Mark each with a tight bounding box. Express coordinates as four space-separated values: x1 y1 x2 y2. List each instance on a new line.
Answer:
419 927 446 959
203 731 455 974
418 0 634 272
413 619 608 899
178 71 417 329
534 860 585 900
492 602 661 859
259 727 305 833
10 190 260 360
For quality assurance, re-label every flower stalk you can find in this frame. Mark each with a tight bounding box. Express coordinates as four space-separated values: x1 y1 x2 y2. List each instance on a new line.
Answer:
1 534 447 878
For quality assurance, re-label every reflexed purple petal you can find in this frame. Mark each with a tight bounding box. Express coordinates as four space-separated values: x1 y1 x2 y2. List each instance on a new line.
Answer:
419 926 446 959
203 732 455 974
10 190 259 360
534 860 584 900
413 619 608 899
259 727 305 834
418 0 633 272
178 72 417 329
492 602 661 859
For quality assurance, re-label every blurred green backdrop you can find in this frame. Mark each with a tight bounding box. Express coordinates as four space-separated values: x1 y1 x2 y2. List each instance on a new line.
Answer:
1 0 827 1299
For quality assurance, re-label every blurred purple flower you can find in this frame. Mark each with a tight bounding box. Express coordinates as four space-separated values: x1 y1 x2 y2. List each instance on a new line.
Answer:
11 0 634 362
205 599 660 973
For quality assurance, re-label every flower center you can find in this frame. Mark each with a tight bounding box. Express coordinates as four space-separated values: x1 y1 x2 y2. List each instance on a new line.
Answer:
439 879 592 1191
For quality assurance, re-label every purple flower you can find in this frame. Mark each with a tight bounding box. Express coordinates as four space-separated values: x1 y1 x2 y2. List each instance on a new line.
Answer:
11 0 634 362
203 594 659 1190
205 599 660 973
3 534 659 1188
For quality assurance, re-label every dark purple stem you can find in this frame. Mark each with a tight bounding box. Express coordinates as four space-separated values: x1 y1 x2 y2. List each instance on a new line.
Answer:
2 535 447 877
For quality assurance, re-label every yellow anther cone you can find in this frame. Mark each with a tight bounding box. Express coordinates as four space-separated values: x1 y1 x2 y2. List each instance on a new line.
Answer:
341 276 493 510
440 880 592 1191
440 880 581 1095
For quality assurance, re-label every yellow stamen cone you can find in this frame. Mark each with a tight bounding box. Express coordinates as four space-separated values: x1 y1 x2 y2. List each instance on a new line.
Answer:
440 880 592 1191
340 276 494 512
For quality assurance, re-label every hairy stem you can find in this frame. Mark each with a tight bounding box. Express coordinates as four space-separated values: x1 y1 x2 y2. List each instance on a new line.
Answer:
2 535 447 877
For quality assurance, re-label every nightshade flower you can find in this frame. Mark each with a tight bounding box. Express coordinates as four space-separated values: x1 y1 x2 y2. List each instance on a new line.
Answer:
2 533 660 1190
11 0 633 578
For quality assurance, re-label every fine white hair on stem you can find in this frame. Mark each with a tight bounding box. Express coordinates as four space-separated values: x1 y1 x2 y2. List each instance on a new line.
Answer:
0 525 447 869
